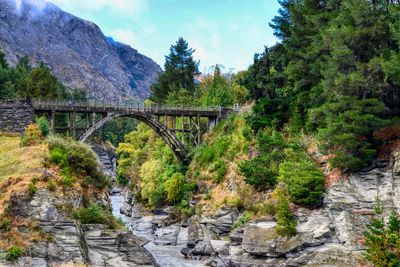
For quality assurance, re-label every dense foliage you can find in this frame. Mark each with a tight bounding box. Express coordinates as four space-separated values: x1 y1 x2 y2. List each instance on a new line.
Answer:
278 150 325 207
151 37 200 102
73 204 122 229
48 136 109 189
116 123 195 211
275 183 297 236
0 52 86 99
241 0 400 172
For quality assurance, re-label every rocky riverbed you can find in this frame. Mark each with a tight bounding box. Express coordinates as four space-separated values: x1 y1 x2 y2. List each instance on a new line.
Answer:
2 143 398 266
104 149 400 266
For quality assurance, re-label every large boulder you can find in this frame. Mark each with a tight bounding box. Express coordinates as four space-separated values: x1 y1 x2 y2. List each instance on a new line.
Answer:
154 224 181 246
242 211 334 257
201 208 239 235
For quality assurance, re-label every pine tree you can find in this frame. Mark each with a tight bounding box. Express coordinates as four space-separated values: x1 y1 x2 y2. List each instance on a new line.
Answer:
151 37 200 102
275 183 297 236
363 194 400 266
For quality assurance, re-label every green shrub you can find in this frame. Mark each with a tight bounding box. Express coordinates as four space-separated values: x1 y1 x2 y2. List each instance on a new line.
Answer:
28 182 37 196
308 96 388 172
363 195 400 266
36 116 50 137
0 218 11 231
213 160 227 183
275 183 297 236
240 130 287 190
165 172 186 203
116 174 130 186
73 204 105 224
265 202 276 216
278 150 325 207
47 180 57 192
49 147 67 166
48 136 109 189
73 204 123 229
233 212 252 228
6 246 24 261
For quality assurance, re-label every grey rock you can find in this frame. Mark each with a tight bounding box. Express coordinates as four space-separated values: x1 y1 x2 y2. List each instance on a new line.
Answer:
154 224 181 246
201 208 239 235
84 225 153 266
284 243 361 267
0 0 161 101
187 221 204 248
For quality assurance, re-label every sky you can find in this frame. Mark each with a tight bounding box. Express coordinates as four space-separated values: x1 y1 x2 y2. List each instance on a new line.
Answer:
48 0 281 73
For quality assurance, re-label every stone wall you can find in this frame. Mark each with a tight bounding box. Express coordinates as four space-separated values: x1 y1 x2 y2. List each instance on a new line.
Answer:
0 99 35 133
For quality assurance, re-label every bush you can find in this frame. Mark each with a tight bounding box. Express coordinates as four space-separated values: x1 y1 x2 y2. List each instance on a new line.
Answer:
48 136 109 189
36 116 50 137
0 217 11 231
240 157 278 190
49 147 67 166
47 180 57 192
28 181 37 196
6 246 24 261
20 124 43 147
165 172 186 203
73 204 123 229
73 204 105 224
240 130 286 190
308 96 388 172
278 150 325 207
275 183 297 236
363 195 400 266
233 212 252 228
213 160 227 183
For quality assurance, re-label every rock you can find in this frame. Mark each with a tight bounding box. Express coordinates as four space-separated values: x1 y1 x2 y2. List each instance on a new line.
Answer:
210 240 230 256
28 189 60 222
6 257 48 267
201 208 239 235
187 221 204 248
242 222 279 257
83 225 153 267
242 212 335 257
154 224 180 246
132 216 154 235
0 1 161 101
284 243 362 267
120 202 133 217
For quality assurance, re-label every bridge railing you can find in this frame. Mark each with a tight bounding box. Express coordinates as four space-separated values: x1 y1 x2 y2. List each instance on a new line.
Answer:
30 99 229 113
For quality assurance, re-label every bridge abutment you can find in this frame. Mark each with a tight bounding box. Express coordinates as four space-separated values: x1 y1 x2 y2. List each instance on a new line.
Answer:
0 100 35 133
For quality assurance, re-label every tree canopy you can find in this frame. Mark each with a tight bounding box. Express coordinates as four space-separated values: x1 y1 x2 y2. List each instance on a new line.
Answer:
151 37 200 102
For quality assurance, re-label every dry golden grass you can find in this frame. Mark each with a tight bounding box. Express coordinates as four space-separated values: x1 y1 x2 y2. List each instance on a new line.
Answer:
0 135 46 181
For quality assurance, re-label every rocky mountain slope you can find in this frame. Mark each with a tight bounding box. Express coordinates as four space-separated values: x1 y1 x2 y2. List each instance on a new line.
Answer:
0 0 161 101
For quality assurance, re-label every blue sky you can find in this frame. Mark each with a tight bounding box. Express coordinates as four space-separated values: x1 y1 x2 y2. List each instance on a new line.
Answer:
49 0 281 72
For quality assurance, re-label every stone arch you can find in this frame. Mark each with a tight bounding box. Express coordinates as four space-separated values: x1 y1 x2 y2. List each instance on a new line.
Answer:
78 112 189 164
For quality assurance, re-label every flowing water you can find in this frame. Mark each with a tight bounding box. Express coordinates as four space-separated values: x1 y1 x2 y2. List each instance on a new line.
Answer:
110 188 205 267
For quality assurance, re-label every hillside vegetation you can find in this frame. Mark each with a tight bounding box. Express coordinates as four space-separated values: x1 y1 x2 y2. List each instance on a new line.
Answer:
0 134 46 181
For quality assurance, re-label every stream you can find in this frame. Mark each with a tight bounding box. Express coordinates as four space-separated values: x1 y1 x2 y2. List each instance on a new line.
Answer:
94 144 205 266
109 188 205 267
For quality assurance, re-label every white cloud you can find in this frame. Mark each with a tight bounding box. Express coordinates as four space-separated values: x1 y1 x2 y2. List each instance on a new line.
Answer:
49 0 148 16
110 29 140 48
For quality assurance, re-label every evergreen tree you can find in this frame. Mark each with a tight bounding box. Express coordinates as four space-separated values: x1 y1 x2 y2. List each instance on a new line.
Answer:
151 37 200 102
363 194 400 266
275 183 297 236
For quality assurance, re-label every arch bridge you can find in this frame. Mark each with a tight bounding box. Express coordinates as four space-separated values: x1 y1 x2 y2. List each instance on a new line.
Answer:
30 99 233 163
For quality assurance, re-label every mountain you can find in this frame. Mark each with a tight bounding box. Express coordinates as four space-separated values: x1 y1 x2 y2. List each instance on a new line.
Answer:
0 0 161 101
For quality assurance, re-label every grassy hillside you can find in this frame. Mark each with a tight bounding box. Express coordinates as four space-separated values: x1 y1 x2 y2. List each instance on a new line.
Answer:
0 134 46 181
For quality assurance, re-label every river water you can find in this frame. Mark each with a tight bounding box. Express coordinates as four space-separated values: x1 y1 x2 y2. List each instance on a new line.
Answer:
109 188 205 267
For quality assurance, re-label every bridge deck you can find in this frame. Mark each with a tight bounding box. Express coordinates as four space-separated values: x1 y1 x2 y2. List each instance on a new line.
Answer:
31 99 228 118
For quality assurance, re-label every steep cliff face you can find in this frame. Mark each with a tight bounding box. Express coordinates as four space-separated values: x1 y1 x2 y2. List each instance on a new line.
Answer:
0 0 161 101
